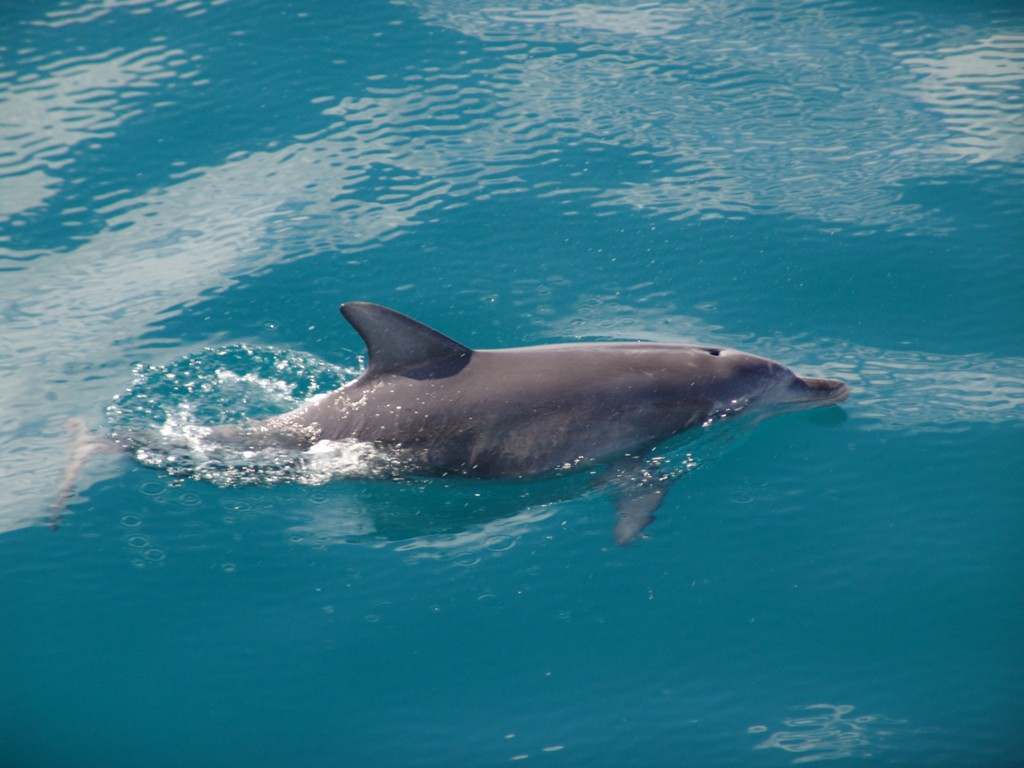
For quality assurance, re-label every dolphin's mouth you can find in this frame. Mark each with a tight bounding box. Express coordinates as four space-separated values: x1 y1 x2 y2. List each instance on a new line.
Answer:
797 377 850 405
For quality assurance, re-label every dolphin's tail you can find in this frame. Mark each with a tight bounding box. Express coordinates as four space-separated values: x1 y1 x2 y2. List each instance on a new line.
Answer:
51 418 122 529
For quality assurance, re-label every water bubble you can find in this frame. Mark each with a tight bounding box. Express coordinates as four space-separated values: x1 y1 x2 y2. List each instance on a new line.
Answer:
120 514 143 528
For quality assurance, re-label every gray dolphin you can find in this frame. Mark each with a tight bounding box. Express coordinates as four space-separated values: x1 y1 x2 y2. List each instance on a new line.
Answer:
214 302 848 543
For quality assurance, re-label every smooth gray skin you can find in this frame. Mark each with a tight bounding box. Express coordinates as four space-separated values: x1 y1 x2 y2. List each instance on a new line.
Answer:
219 302 849 543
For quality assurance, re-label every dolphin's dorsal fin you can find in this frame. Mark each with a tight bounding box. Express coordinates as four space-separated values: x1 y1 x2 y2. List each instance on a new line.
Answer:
340 302 472 379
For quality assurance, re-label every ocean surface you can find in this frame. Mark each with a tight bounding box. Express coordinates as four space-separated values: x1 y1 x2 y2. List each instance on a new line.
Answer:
2 0 1023 765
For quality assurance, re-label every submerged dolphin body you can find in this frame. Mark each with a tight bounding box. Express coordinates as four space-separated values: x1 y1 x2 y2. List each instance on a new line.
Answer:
214 302 848 543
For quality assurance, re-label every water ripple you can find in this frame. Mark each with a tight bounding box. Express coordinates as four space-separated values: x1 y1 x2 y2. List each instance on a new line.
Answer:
403 0 1024 229
0 44 191 223
750 704 911 763
29 0 223 29
898 32 1024 164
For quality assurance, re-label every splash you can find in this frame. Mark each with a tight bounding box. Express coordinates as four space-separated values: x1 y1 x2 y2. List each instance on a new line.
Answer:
105 344 399 486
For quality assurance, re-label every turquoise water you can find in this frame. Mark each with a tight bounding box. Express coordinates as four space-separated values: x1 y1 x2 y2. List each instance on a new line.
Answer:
2 0 1023 765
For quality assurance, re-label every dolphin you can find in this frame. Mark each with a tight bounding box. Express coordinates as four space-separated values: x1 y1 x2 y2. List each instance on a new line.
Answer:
211 302 849 543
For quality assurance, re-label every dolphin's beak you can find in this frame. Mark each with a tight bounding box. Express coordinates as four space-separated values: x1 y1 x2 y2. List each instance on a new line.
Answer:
795 377 850 406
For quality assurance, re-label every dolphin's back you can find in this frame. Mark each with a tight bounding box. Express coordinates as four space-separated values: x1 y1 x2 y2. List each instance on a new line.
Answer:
293 344 715 477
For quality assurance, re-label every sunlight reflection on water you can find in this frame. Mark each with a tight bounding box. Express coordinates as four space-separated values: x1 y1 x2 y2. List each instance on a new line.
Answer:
750 704 911 763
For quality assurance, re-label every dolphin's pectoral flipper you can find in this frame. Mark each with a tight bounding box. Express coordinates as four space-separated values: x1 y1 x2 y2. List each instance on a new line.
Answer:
598 460 673 545
613 483 668 546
